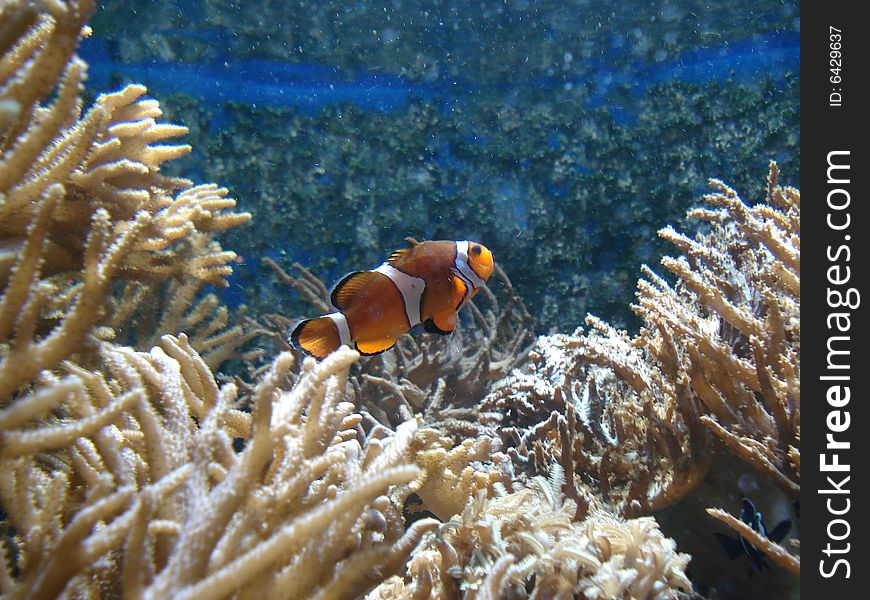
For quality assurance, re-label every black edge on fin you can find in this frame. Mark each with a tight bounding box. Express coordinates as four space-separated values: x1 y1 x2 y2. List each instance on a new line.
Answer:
714 532 744 561
288 319 306 351
329 270 375 310
423 318 452 336
289 318 324 358
354 340 397 356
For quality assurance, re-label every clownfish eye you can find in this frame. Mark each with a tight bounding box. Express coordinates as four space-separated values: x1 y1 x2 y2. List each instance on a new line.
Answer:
471 245 482 256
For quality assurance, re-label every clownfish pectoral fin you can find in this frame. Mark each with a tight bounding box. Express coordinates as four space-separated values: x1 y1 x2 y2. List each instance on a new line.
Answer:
355 336 398 356
423 319 449 335
290 316 342 359
330 271 382 310
451 275 469 309
423 311 456 336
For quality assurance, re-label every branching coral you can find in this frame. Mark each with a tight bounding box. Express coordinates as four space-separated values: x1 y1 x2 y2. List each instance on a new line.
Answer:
0 0 254 375
1 338 435 599
2 2 432 597
636 163 800 501
636 162 800 573
705 507 799 577
482 163 799 575
370 469 692 600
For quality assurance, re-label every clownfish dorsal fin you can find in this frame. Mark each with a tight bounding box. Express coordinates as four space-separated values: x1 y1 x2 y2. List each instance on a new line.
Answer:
387 237 421 265
330 270 381 310
387 249 409 264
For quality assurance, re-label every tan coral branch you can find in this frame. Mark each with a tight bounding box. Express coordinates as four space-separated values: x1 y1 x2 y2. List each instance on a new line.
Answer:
706 507 799 576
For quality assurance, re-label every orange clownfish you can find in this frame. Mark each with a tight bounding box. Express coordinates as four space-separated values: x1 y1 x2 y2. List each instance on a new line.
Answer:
290 239 494 359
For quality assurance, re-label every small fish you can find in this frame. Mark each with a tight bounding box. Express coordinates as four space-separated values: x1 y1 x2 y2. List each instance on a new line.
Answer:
714 498 791 578
290 239 494 359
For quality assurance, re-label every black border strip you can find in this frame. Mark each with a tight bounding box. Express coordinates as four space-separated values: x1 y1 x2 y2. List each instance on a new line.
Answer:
802 2 867 595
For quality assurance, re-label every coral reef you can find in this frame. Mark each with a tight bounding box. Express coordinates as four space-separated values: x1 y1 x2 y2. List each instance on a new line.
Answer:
369 470 692 600
0 2 432 597
480 163 800 591
1 338 435 598
0 0 255 379
1 0 800 598
261 161 802 594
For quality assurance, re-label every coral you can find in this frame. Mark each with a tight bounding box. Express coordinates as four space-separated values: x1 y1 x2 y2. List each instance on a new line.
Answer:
369 470 692 600
638 162 800 575
2 2 428 598
406 429 514 521
0 0 253 376
1 337 435 598
482 322 709 519
482 164 800 576
140 344 432 600
637 162 800 501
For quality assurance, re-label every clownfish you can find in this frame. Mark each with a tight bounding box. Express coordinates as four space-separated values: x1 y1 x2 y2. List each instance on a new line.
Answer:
290 239 494 359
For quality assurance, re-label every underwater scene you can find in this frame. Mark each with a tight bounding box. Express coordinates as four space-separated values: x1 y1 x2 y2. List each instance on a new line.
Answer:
0 0 799 599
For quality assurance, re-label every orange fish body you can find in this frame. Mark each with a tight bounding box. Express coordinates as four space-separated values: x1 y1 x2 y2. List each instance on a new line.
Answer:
290 240 494 358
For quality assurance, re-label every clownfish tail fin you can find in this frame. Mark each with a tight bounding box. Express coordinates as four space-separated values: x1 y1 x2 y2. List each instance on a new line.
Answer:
289 315 344 359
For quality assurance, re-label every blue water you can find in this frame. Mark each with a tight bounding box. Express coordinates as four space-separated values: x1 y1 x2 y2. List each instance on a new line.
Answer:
84 0 800 332
82 41 431 113
80 30 798 119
